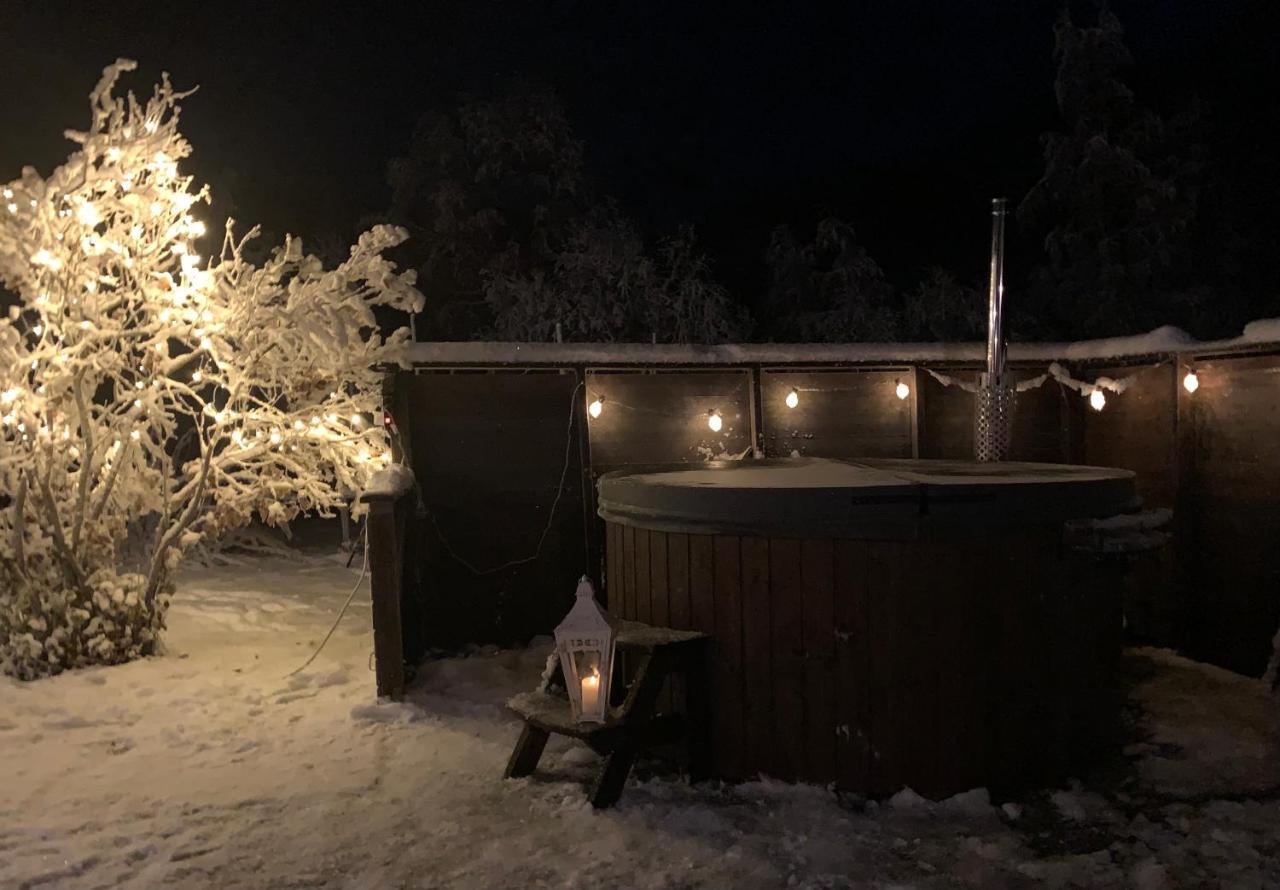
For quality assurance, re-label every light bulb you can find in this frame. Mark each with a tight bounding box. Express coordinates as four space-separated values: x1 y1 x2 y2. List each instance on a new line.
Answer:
895 381 910 400
707 410 723 432
1089 389 1106 412
588 398 604 419
785 389 799 409
1183 370 1199 394
76 202 100 227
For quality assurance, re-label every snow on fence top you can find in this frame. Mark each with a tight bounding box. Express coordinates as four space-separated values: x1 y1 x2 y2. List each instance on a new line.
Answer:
400 318 1280 367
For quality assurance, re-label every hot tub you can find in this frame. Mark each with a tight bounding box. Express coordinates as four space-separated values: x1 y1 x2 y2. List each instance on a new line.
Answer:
598 457 1136 797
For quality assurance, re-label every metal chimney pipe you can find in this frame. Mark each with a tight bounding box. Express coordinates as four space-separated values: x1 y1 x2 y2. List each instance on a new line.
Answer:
985 198 1008 386
975 198 1015 462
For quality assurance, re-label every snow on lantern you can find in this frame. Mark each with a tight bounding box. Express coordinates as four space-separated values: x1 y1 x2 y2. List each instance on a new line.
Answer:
554 577 617 725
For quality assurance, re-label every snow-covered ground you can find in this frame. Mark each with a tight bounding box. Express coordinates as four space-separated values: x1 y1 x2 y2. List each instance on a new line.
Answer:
2 556 1278 889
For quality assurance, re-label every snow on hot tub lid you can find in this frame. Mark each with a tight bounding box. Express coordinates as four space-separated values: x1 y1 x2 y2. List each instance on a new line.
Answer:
597 457 1137 537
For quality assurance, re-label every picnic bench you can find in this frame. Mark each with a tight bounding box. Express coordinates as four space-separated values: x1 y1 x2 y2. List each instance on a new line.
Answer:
504 620 712 808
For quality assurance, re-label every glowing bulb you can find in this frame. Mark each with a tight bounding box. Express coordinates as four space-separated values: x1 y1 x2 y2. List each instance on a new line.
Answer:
1 188 10 198
76 202 100 226
106 147 121 162
187 219 206 238
150 201 164 217
144 119 158 134
351 414 364 427
357 448 371 463
707 410 723 432
129 430 141 442
6 202 17 214
785 389 799 409
269 429 282 445
191 370 202 383
1089 389 1106 412
1183 370 1199 394
293 420 305 431
588 398 604 419
895 381 910 400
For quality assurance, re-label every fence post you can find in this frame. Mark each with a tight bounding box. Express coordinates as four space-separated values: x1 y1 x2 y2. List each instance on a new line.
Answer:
363 493 406 700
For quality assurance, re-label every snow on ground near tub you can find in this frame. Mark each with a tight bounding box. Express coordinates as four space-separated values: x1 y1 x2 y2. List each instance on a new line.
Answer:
2 558 1278 890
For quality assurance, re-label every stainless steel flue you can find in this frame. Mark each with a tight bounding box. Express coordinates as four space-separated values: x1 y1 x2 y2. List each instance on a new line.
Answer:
975 198 1015 462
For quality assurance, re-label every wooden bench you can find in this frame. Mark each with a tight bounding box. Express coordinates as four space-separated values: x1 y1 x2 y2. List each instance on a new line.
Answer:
504 621 712 808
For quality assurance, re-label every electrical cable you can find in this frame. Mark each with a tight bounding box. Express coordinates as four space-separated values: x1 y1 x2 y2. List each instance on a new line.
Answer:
287 521 369 677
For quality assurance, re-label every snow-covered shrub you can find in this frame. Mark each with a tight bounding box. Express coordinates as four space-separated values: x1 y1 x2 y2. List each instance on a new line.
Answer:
0 60 423 678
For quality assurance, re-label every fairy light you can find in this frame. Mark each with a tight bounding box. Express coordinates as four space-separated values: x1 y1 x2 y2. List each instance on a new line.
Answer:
1089 389 1106 412
895 380 911 400
707 409 723 432
588 397 605 419
785 389 799 409
1183 370 1200 394
76 202 101 227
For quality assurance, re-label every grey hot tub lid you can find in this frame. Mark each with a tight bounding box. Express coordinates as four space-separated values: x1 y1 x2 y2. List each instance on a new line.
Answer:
597 457 1138 537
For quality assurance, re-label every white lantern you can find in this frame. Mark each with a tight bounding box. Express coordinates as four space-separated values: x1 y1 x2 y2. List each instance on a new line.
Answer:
554 577 617 724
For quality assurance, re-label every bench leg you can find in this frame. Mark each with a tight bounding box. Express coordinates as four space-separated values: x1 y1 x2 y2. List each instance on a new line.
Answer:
684 649 714 784
505 725 550 779
589 742 636 809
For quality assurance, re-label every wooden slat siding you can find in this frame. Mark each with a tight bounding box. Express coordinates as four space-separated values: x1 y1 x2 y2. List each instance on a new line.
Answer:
688 535 717 635
605 522 619 612
866 540 902 795
739 536 773 779
712 536 746 778
919 369 978 459
401 371 587 649
769 538 807 782
648 532 674 714
895 532 938 795
1180 354 1280 675
621 525 637 622
800 538 837 785
635 529 652 626
1010 371 1068 462
584 370 754 474
935 533 985 794
668 533 692 630
759 370 913 460
833 538 871 792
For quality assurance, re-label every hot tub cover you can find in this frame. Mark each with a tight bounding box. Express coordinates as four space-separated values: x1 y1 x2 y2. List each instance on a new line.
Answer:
597 457 1137 537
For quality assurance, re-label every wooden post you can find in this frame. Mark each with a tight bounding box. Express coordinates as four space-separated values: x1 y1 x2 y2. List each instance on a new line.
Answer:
365 494 406 700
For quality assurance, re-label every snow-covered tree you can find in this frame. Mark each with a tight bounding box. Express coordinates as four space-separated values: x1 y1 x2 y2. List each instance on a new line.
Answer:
0 60 422 679
1017 8 1198 338
762 217 898 342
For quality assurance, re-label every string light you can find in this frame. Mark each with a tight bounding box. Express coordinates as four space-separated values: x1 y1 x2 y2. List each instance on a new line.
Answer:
785 389 799 409
707 409 723 432
895 380 910 400
1183 369 1200 394
1089 389 1106 412
588 397 605 419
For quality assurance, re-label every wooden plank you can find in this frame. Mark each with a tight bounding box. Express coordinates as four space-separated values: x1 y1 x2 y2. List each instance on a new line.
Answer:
688 535 716 635
584 370 754 471
759 370 914 460
769 538 806 782
668 533 692 630
895 534 938 795
740 536 773 779
649 532 670 628
866 540 902 795
367 499 405 700
833 538 871 793
621 525 636 622
800 538 837 785
635 529 652 626
712 535 746 778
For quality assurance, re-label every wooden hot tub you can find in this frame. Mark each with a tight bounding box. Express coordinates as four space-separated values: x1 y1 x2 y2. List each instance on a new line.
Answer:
597 457 1136 797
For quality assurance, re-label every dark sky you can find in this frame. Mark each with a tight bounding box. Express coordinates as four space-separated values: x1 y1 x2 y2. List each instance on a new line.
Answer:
1 0 1272 298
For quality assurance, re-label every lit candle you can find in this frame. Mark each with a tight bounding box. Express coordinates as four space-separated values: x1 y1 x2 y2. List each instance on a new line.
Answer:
580 670 601 716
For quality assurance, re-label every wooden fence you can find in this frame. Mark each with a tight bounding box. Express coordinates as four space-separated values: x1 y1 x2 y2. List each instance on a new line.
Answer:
382 338 1280 677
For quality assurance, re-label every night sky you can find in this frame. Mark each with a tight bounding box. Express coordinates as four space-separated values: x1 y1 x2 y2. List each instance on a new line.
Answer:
2 0 1273 300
